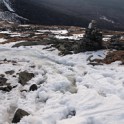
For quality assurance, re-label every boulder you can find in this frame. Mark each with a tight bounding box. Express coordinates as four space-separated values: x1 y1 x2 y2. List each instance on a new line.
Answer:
12 109 29 123
0 85 12 92
0 74 5 78
5 70 15 75
18 71 34 86
0 77 7 86
29 84 38 91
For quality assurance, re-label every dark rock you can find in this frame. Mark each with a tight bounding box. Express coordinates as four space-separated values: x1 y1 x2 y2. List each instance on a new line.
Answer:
13 75 16 78
11 60 17 64
0 77 7 86
3 58 7 62
5 70 15 75
67 110 76 118
29 84 38 91
29 65 35 68
18 71 34 86
12 109 29 123
0 74 5 78
0 85 12 92
20 89 28 92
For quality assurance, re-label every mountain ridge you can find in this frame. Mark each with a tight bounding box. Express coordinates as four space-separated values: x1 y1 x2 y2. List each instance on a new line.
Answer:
0 0 124 30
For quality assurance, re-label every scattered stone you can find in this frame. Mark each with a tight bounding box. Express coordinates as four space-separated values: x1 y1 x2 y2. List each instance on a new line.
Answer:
29 84 38 91
67 110 76 118
13 75 16 78
0 85 12 92
3 58 7 62
0 74 5 78
5 70 15 75
13 85 18 88
30 65 35 68
12 109 29 123
11 60 17 64
0 77 7 86
18 71 34 86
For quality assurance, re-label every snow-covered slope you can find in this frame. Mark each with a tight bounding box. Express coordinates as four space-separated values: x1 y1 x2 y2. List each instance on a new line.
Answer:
0 25 124 124
0 0 27 23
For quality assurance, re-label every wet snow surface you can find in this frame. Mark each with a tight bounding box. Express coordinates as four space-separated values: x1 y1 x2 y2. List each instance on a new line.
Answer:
0 27 124 124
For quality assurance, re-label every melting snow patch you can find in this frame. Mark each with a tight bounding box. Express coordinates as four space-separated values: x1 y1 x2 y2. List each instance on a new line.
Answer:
37 30 68 35
55 33 84 40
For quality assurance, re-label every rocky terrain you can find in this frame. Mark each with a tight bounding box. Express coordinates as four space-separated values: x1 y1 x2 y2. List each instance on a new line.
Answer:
0 21 124 124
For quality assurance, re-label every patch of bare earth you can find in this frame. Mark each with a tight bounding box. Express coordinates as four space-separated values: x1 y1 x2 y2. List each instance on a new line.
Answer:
93 51 124 64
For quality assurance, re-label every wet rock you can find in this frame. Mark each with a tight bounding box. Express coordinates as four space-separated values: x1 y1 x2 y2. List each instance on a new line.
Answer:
12 109 29 123
0 77 7 86
19 71 34 86
29 84 38 91
5 70 15 75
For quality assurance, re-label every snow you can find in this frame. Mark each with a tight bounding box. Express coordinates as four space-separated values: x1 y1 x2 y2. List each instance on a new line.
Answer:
0 31 124 124
103 35 113 41
3 0 15 12
55 33 84 40
37 29 84 40
100 16 114 24
0 38 7 43
103 38 111 41
37 30 68 35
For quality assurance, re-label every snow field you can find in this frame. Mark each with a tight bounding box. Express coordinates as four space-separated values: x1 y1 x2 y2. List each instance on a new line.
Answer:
0 30 124 124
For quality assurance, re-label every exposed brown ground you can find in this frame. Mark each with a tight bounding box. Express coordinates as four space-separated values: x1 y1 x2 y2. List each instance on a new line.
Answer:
93 51 124 64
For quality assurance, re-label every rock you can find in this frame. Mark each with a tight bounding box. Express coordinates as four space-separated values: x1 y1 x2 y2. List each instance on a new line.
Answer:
0 77 7 86
18 71 34 86
5 70 15 75
29 65 35 68
0 85 12 92
12 109 29 123
3 58 7 62
67 110 76 118
29 84 38 91
0 74 5 78
13 75 16 78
